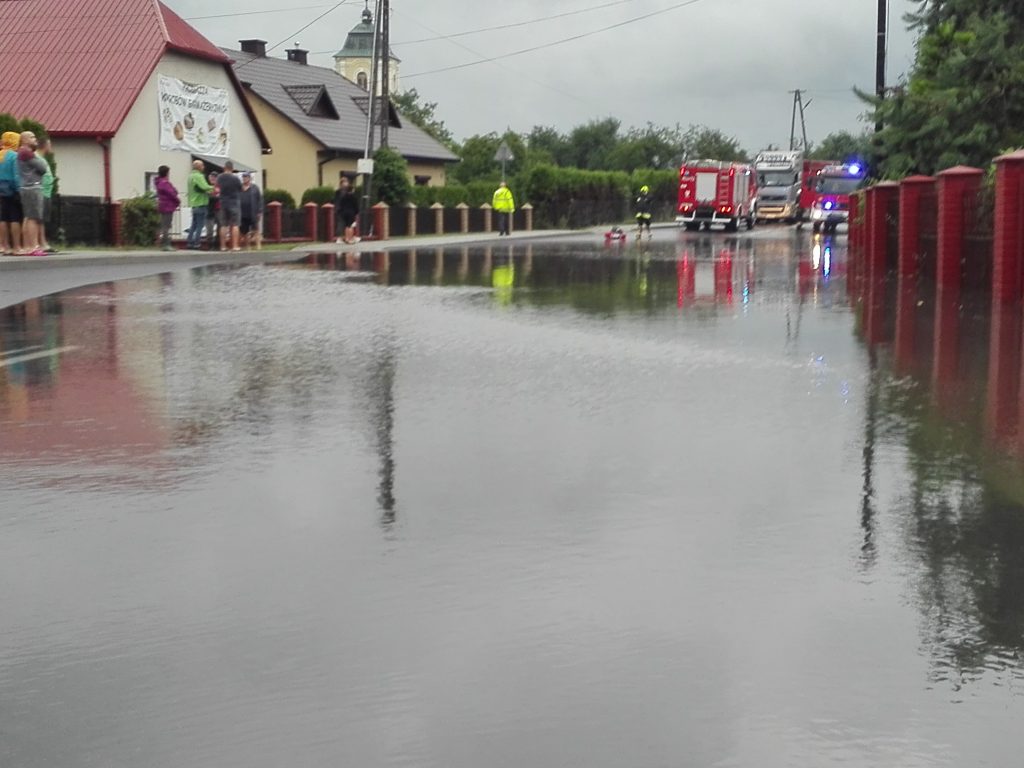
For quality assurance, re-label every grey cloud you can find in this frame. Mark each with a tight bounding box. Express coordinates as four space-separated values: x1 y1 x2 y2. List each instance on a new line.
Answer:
169 0 918 152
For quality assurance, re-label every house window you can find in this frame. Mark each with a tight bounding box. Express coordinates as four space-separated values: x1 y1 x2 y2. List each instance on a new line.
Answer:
357 71 368 90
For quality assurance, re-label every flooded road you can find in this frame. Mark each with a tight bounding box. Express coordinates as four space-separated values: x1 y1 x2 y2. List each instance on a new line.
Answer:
1 230 1022 767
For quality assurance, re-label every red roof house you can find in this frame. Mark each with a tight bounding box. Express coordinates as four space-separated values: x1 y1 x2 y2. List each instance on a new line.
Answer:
0 0 270 201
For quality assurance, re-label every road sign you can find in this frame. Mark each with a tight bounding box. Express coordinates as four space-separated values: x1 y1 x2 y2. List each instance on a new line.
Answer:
495 141 514 181
494 141 514 164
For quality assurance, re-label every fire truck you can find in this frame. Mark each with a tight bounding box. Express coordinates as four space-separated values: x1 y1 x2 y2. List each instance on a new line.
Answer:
753 150 802 223
799 159 834 216
809 162 867 234
676 159 757 232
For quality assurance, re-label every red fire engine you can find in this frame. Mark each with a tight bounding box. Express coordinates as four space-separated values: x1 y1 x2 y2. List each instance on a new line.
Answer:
799 159 834 220
809 162 866 234
677 160 757 232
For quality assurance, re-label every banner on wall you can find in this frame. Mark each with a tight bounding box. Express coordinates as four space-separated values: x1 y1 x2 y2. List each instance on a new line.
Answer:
157 75 230 156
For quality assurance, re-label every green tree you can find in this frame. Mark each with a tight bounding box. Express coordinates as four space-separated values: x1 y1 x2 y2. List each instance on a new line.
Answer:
450 130 526 184
684 125 747 162
607 123 685 172
391 88 456 150
564 118 621 170
526 125 570 167
809 130 873 162
864 6 1024 176
373 146 412 206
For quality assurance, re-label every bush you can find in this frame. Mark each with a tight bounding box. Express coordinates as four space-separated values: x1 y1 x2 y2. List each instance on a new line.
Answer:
120 194 159 246
373 146 412 206
518 164 631 228
264 188 296 208
300 185 334 206
410 180 513 209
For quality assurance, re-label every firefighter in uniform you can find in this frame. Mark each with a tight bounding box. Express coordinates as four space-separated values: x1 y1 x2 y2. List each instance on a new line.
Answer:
635 184 653 238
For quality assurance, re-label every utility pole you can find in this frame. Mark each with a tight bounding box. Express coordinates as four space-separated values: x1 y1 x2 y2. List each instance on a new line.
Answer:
875 0 887 133
360 0 383 238
379 0 390 148
789 90 810 151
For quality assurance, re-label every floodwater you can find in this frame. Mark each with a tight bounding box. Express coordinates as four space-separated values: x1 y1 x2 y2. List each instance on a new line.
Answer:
1 230 1022 767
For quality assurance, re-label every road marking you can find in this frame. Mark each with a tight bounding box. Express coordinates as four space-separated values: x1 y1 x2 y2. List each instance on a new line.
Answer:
0 346 78 368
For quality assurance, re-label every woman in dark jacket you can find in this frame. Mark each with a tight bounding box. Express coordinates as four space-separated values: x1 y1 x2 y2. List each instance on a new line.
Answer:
333 175 360 244
154 165 180 251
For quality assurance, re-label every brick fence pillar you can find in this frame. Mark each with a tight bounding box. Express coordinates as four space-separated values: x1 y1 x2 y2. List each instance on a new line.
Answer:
933 165 984 388
866 181 898 282
265 201 282 243
893 176 935 369
457 202 469 233
522 203 534 231
898 175 935 280
303 202 318 242
992 149 1024 303
431 202 444 234
862 183 898 344
936 166 983 291
321 203 335 242
109 201 123 247
481 203 493 233
372 202 390 240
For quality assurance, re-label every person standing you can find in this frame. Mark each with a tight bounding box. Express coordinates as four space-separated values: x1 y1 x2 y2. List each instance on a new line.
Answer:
205 172 220 250
333 174 360 244
36 137 56 253
492 180 515 236
239 172 263 251
0 131 22 255
17 131 48 257
154 165 180 251
635 184 653 239
216 161 242 252
186 160 213 249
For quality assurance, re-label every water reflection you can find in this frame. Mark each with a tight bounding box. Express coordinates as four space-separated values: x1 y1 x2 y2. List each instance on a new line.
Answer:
2 234 1024 766
849 234 1024 688
295 234 846 322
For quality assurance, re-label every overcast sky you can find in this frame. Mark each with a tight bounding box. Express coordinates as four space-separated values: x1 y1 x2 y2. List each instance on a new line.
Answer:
168 0 919 152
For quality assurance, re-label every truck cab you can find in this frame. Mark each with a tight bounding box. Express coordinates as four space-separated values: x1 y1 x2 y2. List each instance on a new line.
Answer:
810 163 866 234
754 150 802 223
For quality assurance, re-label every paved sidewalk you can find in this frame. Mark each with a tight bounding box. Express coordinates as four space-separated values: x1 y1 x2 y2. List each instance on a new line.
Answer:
0 229 582 308
302 228 580 253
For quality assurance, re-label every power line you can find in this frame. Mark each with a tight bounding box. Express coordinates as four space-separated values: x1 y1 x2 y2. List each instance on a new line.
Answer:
235 0 352 71
307 0 644 55
404 0 709 80
394 0 643 45
185 5 333 21
395 8 600 110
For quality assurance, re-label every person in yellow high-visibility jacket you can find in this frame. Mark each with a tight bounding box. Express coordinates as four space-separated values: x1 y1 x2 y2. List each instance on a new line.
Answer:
493 181 515 236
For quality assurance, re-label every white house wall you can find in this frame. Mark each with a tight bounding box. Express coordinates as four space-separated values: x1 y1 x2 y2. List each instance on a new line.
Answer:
110 50 265 201
50 139 105 198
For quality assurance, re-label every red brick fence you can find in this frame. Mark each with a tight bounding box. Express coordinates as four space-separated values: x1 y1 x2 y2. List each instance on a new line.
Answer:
848 150 1024 448
264 201 535 244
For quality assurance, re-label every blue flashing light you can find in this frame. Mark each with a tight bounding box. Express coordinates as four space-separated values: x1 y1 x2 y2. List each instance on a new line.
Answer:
824 200 834 210
848 163 862 175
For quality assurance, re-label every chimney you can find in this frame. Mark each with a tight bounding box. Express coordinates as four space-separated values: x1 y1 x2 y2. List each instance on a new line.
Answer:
239 39 267 57
286 48 309 66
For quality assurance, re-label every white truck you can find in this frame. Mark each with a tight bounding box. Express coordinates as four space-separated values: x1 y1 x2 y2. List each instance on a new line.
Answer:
753 150 803 223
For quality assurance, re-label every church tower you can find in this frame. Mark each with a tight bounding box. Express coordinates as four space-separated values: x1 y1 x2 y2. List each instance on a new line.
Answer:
333 2 400 95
